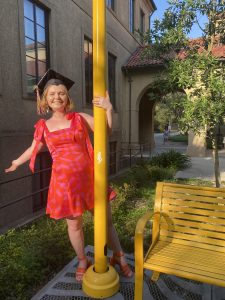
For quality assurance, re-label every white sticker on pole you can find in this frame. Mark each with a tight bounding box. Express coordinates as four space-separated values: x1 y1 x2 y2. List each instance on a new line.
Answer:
97 151 103 164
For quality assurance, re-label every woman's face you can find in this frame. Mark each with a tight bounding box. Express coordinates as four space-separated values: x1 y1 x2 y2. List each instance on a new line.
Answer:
46 84 68 112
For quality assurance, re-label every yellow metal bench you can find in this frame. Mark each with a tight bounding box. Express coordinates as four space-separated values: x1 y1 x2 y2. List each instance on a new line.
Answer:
134 182 225 300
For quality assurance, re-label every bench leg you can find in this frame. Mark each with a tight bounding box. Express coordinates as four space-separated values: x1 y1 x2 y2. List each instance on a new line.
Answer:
135 269 144 300
151 271 160 282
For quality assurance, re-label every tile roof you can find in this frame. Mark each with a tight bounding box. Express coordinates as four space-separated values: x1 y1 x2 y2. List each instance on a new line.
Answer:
123 41 225 71
122 46 168 71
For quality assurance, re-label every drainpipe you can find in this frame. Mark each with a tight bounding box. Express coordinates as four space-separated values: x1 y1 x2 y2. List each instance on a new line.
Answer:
128 74 133 167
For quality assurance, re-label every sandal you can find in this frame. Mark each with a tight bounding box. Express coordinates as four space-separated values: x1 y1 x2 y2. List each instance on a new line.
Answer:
75 257 91 282
110 251 133 278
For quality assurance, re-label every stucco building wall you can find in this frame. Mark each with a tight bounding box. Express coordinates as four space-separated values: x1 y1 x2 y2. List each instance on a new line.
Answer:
0 0 156 231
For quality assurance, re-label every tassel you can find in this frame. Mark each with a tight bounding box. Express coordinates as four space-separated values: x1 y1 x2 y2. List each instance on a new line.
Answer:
34 85 42 114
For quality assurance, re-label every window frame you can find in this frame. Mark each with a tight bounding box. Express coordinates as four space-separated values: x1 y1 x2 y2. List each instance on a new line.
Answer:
140 8 145 34
108 52 117 110
107 0 115 11
84 36 93 107
20 0 50 99
129 0 135 33
109 141 117 175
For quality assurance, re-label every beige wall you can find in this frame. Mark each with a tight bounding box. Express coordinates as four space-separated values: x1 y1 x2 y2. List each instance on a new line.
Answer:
116 0 154 33
187 131 207 157
122 68 164 145
0 0 155 230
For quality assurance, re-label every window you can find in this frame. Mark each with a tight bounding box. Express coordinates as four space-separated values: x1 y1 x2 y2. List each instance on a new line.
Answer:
129 0 135 33
23 0 49 94
109 141 117 175
140 9 145 40
107 0 115 11
84 37 93 106
108 53 116 109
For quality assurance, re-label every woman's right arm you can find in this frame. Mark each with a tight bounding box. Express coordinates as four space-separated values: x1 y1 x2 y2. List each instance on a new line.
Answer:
5 139 43 172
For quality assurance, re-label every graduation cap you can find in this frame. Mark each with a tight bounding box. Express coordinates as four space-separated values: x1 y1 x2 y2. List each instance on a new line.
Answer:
35 69 75 114
36 69 75 95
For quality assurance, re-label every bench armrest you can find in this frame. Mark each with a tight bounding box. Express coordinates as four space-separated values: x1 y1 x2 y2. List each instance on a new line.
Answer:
135 211 153 272
135 211 153 236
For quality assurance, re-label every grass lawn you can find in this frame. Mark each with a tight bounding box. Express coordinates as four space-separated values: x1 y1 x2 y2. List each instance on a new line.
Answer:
168 134 188 143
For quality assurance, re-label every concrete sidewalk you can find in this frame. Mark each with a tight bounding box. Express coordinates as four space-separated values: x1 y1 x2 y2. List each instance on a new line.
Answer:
176 156 225 182
153 132 225 183
31 245 225 300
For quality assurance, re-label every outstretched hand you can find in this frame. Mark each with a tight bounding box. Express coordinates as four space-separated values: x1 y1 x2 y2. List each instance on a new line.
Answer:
92 91 113 111
5 161 19 173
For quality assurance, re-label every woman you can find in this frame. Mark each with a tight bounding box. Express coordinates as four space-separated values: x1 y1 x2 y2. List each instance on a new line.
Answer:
5 69 133 282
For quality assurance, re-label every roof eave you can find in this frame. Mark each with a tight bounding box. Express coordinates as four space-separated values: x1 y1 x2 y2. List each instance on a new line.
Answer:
149 0 157 11
122 63 165 73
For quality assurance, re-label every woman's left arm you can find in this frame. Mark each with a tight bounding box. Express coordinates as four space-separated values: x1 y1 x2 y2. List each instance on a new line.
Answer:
80 91 113 134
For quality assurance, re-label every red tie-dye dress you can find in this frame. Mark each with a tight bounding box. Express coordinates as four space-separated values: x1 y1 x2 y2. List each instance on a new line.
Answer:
29 112 116 219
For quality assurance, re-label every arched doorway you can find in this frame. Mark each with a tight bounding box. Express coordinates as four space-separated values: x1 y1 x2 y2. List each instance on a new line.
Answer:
138 92 155 150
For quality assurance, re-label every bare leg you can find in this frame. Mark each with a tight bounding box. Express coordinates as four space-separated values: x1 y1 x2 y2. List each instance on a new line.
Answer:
89 204 122 252
66 216 88 281
107 203 122 252
90 204 133 277
107 203 133 277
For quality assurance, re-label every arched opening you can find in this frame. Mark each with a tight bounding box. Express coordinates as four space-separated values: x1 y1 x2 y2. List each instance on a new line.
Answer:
138 92 155 150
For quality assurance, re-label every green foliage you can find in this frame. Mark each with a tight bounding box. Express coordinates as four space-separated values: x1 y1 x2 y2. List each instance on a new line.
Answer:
142 0 225 186
143 0 225 139
147 150 191 170
146 166 176 182
168 134 188 143
154 102 171 131
0 217 74 300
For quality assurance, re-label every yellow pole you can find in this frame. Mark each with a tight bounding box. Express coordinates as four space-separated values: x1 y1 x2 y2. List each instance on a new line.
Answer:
82 1 119 298
93 0 107 274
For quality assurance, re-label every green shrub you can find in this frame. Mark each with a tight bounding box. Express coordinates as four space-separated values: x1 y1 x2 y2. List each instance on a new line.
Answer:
148 150 191 170
0 218 74 300
147 166 176 182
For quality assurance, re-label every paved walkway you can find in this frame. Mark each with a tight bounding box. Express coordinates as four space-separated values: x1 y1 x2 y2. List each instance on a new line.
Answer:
153 132 225 183
31 245 225 300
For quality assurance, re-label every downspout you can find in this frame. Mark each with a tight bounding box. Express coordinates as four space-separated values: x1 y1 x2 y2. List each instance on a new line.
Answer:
128 73 133 166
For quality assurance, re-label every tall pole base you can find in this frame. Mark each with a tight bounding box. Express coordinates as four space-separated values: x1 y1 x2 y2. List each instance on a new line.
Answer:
83 264 119 299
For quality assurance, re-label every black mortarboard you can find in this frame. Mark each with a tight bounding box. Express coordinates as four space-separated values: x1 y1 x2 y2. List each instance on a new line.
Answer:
36 69 75 94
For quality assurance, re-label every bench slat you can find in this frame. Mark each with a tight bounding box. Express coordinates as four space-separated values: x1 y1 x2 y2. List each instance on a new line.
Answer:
145 260 225 281
163 185 225 198
160 223 225 240
162 198 225 210
150 243 225 266
162 192 225 204
147 254 225 276
160 229 225 247
159 235 225 252
145 241 225 277
163 211 225 226
160 218 225 233
162 203 225 219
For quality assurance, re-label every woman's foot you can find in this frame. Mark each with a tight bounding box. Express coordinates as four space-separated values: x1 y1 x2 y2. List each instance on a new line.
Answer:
75 256 91 282
110 252 133 278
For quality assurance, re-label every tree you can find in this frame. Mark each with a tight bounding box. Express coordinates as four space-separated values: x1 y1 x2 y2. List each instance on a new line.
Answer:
143 0 225 187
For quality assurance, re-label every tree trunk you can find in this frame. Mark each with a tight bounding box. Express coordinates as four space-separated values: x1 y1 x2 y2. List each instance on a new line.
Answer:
212 137 221 188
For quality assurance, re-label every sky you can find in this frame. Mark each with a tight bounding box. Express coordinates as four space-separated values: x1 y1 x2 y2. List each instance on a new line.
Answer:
151 0 208 38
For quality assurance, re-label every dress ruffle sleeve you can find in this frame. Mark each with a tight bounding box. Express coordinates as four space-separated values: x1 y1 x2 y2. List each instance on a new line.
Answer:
29 119 45 173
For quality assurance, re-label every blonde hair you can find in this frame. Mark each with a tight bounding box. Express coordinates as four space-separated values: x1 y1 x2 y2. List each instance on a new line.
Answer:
36 84 74 115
